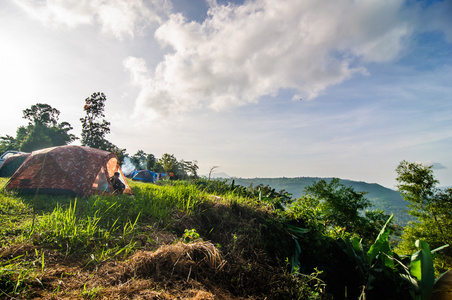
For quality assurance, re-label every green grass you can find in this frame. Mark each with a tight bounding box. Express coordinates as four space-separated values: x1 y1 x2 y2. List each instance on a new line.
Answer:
0 177 271 298
0 192 31 248
2 176 448 299
0 180 255 258
0 179 239 260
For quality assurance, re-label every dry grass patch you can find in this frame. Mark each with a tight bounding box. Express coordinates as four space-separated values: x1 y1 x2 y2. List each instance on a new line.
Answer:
120 240 225 282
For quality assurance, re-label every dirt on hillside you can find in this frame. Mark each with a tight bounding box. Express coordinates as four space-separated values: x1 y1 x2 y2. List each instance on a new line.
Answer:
2 238 253 300
1 201 325 299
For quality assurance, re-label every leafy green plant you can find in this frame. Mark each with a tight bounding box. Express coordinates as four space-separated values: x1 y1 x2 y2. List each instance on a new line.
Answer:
338 214 449 299
280 259 327 300
337 215 410 298
182 229 201 243
395 240 449 300
395 161 452 271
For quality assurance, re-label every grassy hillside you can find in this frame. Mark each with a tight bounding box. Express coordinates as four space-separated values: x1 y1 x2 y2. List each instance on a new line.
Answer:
228 177 413 225
1 177 448 299
0 178 329 299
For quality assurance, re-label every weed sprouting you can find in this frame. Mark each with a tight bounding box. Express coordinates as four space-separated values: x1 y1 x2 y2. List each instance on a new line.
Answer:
81 284 103 299
182 229 201 242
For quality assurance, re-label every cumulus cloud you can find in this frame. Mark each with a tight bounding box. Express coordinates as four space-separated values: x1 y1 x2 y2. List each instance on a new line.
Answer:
129 0 419 117
13 0 169 39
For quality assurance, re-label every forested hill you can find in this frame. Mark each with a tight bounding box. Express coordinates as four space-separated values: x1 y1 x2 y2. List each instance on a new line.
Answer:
227 177 413 225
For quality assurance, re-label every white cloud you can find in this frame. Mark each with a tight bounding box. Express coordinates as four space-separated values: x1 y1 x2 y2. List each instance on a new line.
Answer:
130 0 419 117
13 0 169 39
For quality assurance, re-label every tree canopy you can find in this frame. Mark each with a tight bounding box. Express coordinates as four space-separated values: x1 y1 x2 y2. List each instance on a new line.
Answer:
0 103 76 152
290 178 395 244
80 92 112 150
79 92 126 163
395 161 452 266
23 103 60 126
303 178 372 231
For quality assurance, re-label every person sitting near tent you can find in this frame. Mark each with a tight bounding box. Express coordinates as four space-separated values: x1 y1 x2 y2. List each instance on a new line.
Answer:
110 172 125 194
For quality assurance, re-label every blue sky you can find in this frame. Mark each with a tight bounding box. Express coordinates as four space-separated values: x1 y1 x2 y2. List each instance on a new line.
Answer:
1 0 451 188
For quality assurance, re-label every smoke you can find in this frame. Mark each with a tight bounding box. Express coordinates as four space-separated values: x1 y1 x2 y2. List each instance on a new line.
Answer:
121 157 136 176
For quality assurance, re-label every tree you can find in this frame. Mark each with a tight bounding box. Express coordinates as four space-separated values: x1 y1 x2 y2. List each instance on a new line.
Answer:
300 178 395 243
152 161 165 173
395 161 452 263
184 160 199 178
131 150 147 170
178 160 199 179
80 92 113 150
113 147 127 166
208 166 219 180
396 161 440 219
23 103 60 126
303 178 372 233
0 135 18 152
146 154 156 170
1 103 76 152
159 153 178 174
19 125 53 151
290 178 398 245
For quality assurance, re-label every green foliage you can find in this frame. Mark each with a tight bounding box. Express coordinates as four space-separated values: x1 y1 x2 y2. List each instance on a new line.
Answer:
396 161 438 211
179 160 199 179
0 135 17 152
182 229 201 242
194 178 292 209
21 104 77 151
279 263 327 300
395 161 452 270
146 153 156 170
0 192 31 247
131 150 147 170
1 174 450 299
31 200 113 252
297 178 396 245
23 103 60 126
113 147 127 166
159 153 178 174
397 241 449 300
230 177 413 225
409 241 436 299
337 213 449 300
0 254 37 297
285 195 324 233
146 154 199 179
81 284 103 299
80 92 115 151
1 103 77 152
19 124 52 152
303 178 371 232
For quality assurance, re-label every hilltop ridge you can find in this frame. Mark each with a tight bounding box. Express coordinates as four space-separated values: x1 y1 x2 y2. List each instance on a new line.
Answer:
224 177 412 225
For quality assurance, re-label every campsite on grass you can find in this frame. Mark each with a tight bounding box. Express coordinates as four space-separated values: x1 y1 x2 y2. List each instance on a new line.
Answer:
0 99 451 299
4 145 132 197
0 145 451 299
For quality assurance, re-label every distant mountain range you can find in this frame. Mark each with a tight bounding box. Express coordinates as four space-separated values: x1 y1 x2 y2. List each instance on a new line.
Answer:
221 177 413 226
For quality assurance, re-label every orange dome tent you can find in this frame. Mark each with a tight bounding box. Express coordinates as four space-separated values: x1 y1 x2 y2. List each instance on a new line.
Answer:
5 145 132 196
